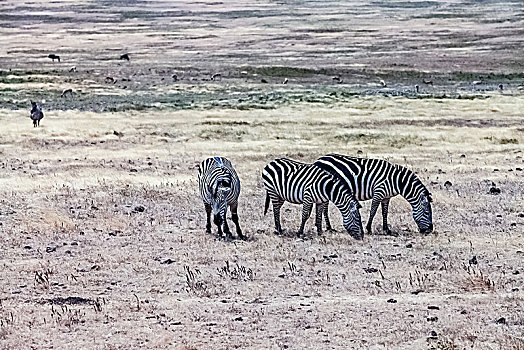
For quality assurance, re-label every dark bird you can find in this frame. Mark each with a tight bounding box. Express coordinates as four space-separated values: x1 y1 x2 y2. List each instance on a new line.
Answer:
29 101 44 127
120 53 130 61
48 54 60 62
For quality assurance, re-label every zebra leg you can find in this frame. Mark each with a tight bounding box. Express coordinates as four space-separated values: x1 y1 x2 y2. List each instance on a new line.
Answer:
322 202 335 232
204 203 212 234
315 203 323 235
381 198 392 235
214 214 223 237
230 203 244 240
222 214 233 240
366 195 383 234
298 200 314 237
272 199 284 235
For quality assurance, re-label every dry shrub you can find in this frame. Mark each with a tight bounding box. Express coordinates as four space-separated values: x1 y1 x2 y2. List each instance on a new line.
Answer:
18 208 76 234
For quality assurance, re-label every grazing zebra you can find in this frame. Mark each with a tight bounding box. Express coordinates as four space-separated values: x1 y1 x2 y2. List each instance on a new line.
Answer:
198 157 244 239
29 101 44 127
262 158 364 239
314 154 433 235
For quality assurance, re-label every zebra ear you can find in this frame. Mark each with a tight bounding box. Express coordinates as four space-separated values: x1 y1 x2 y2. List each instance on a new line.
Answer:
357 202 362 209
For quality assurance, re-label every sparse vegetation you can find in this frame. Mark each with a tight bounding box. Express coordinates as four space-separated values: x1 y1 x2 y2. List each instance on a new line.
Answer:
0 0 523 348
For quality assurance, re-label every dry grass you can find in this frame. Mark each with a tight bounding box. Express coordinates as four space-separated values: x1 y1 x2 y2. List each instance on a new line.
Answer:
1 94 523 349
1 1 523 349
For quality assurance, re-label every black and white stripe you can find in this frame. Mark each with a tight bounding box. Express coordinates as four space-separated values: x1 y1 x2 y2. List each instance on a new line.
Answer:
314 154 433 235
198 157 243 239
262 158 363 239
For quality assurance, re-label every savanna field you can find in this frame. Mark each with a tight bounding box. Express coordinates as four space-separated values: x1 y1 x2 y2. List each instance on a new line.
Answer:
0 1 523 349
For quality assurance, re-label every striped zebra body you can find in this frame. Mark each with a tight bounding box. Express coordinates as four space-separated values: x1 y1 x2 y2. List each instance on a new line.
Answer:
198 157 243 239
314 154 433 235
262 158 363 239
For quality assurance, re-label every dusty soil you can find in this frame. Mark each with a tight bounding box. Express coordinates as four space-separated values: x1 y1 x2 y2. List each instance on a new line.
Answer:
0 1 523 349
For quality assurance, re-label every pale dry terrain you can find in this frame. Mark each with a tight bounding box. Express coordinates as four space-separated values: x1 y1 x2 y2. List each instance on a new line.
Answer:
1 96 523 349
1 1 524 350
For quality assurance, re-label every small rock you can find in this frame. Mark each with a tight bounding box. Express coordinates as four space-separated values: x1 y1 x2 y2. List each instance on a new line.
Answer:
469 256 478 265
513 270 520 275
430 330 438 337
405 243 413 248
444 181 452 188
234 316 243 321
460 310 468 314
427 316 438 322
364 267 378 273
134 205 145 212
387 299 397 303
489 187 501 195
161 259 175 265
516 168 522 171
46 246 56 253
518 213 524 218
130 169 138 173
496 317 506 325
428 305 440 310
23 245 32 250
460 154 466 158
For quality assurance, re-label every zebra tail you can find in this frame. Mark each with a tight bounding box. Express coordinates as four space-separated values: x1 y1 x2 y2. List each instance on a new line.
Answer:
264 192 270 215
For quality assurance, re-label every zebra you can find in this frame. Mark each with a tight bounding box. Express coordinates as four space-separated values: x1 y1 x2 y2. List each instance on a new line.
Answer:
29 101 44 127
198 157 244 240
314 154 433 236
262 158 364 239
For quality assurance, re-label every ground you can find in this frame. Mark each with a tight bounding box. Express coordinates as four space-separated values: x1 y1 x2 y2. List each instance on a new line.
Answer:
0 1 523 349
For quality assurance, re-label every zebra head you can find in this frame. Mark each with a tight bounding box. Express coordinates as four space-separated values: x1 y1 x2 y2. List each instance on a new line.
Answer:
413 190 433 234
211 179 231 225
335 188 364 240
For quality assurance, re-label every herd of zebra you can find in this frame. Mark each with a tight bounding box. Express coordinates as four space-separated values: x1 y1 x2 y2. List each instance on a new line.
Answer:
198 154 433 240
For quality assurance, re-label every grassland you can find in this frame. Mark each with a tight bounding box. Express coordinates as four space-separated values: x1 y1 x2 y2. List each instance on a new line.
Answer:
0 1 523 349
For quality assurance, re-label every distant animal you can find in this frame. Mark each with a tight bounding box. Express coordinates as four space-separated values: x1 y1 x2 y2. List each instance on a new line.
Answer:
498 84 503 91
211 73 222 81
120 54 130 61
422 79 433 86
472 80 482 86
172 74 178 82
379 79 387 87
29 101 44 127
48 54 60 62
415 85 420 93
260 78 268 83
332 76 343 84
105 76 116 84
61 88 74 98
283 78 288 84
69 66 77 72
314 154 434 235
198 157 244 240
262 158 363 239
